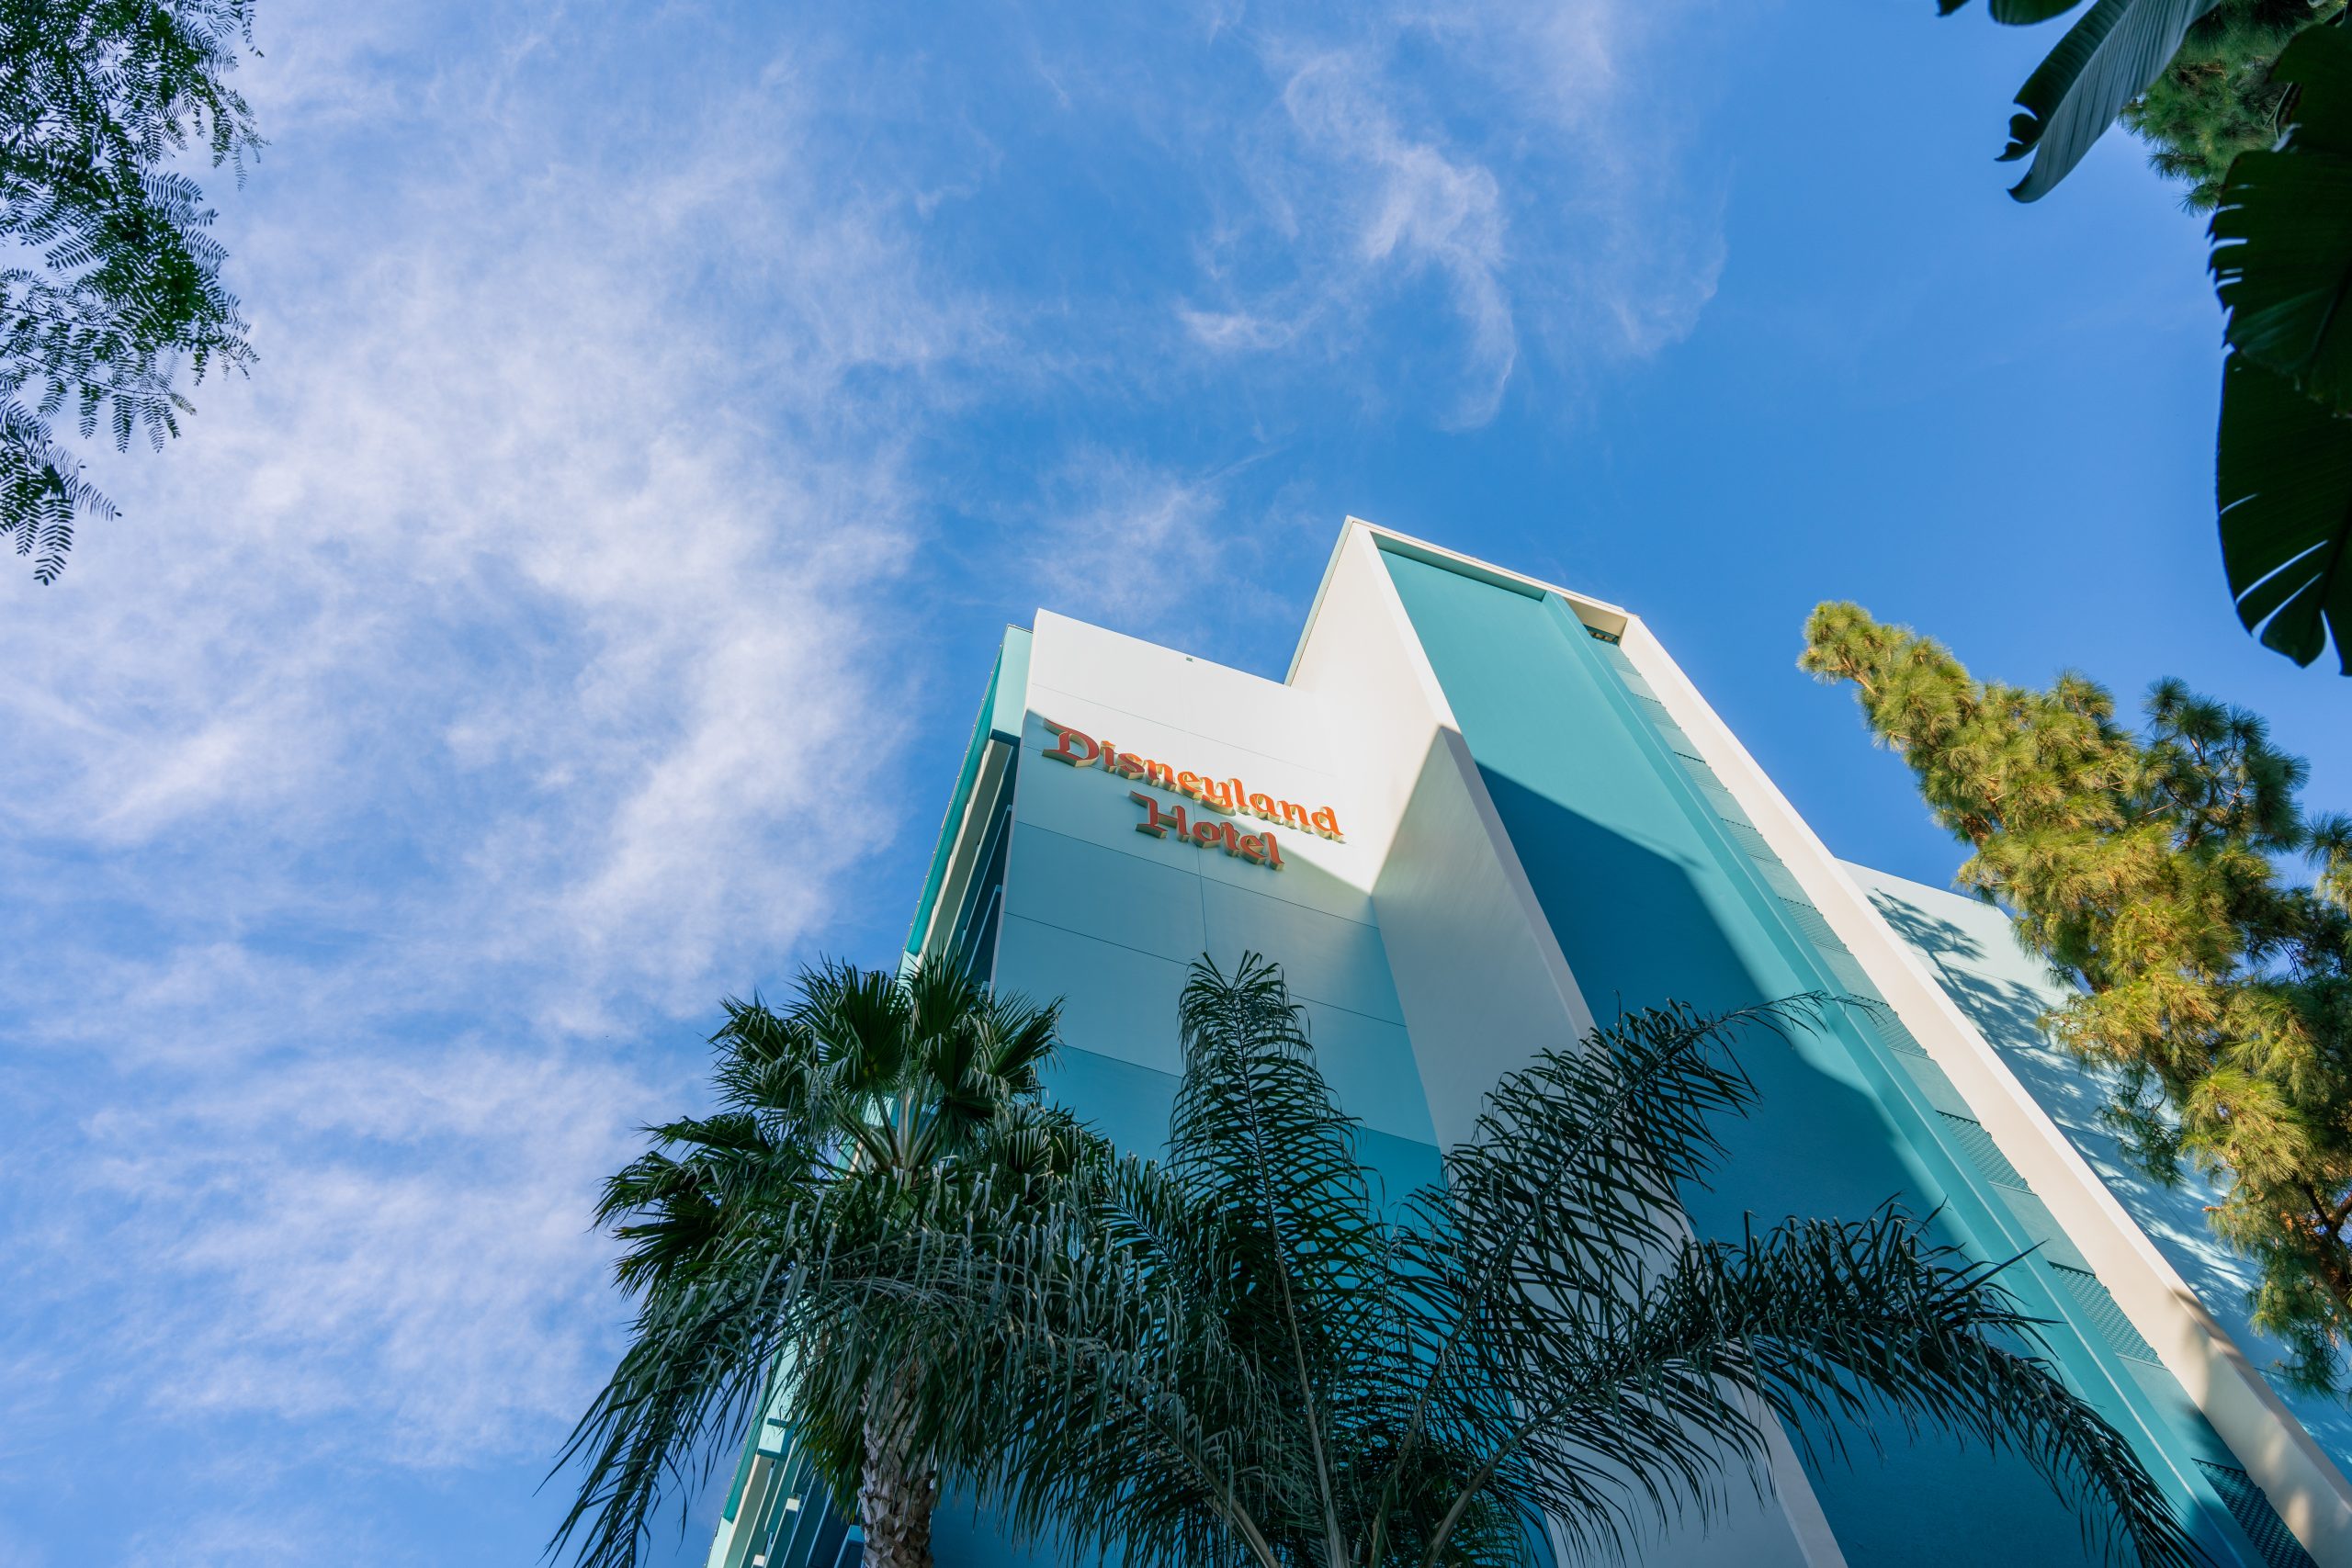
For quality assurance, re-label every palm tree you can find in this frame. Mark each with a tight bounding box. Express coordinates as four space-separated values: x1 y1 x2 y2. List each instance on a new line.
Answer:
766 954 2200 1567
552 957 1096 1568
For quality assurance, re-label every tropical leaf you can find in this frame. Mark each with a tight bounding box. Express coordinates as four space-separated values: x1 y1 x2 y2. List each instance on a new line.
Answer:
556 956 1091 1568
2211 25 2352 408
1943 0 2228 201
2216 352 2352 669
865 965 2199 1568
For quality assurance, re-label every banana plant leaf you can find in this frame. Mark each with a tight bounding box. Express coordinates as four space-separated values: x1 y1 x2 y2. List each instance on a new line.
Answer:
2211 25 2352 410
2216 353 2352 671
1943 0 2225 201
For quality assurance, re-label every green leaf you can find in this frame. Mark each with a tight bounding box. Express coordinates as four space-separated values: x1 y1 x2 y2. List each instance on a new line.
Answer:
1994 0 2227 202
1987 0 2093 25
2216 352 2352 671
2211 25 2352 409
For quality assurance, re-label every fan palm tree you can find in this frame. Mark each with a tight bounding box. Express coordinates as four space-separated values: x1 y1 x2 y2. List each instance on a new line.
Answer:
552 957 1097 1568
747 954 2199 1567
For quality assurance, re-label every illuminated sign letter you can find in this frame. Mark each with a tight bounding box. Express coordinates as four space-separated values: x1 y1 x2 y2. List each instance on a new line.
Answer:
1312 806 1343 840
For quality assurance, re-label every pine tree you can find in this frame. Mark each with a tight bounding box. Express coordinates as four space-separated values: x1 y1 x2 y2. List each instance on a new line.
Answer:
1 0 261 582
2122 0 2343 210
1803 603 2352 1394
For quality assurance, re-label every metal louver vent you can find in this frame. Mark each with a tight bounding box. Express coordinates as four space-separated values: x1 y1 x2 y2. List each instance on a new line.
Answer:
2049 1264 2163 1366
1715 818 1780 864
2194 1461 2318 1568
1750 856 1812 903
1874 1014 1929 1056
1602 649 1649 689
1893 1054 1974 1117
1817 945 1876 995
1776 897 1849 953
1690 775 1754 827
1937 1112 2030 1190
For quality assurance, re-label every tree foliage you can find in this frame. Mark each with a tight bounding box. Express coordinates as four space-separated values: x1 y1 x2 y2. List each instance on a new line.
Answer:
1804 603 2352 1395
0 0 260 582
2210 21 2352 670
571 953 2200 1567
554 959 1096 1568
1928 0 2352 668
2124 0 2341 209
1933 0 2337 206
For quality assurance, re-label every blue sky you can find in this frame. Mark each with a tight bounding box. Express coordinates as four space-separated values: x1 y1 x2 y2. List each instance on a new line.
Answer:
3 3 2344 1564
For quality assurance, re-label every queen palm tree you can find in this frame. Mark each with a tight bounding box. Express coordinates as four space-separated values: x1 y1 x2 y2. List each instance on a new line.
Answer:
552 957 1096 1568
560 953 2199 1567
731 955 2198 1567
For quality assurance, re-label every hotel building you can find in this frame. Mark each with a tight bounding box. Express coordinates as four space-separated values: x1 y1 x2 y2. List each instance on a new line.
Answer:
708 521 2352 1568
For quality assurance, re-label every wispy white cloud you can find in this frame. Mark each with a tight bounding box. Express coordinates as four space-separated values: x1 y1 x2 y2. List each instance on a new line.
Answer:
0 0 984 1476
1166 1 1722 423
1280 51 1517 424
3 0 1737 1557
84 1042 650 1460
1022 450 1225 635
123 1502 338 1568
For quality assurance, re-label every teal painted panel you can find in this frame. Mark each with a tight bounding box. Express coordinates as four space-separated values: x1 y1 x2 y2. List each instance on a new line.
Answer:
1380 549 2253 1567
1001 822 1207 963
1041 1045 1182 1159
908 630 1026 959
1198 876 1404 1025
1013 711 1376 927
995 913 1191 1078
989 625 1032 744
1356 1122 1446 1219
1046 1043 1442 1215
1297 998 1439 1146
999 914 1436 1145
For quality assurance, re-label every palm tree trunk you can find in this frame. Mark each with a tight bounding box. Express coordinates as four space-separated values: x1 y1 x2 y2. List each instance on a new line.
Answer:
857 1366 939 1568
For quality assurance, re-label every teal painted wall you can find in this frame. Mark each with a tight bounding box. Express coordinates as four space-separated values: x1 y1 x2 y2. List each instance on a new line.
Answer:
992 700 1442 1197
1378 548 2261 1567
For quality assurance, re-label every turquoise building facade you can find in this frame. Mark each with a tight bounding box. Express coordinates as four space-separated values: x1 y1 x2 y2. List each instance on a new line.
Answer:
708 522 2351 1568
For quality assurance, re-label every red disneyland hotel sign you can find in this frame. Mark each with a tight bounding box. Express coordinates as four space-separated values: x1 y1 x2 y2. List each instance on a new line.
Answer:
1043 721 1342 873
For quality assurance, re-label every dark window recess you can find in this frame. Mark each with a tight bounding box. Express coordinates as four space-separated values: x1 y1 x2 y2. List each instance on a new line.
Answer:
1587 625 1623 645
959 881 1003 982
950 795 1012 982
2195 1461 2319 1568
738 1445 860 1568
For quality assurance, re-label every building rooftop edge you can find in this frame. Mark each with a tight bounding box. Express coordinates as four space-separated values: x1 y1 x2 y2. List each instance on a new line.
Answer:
1283 516 1634 684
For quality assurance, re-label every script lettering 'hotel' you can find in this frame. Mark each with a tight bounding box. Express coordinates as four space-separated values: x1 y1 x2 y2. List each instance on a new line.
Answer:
712 521 2352 1568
